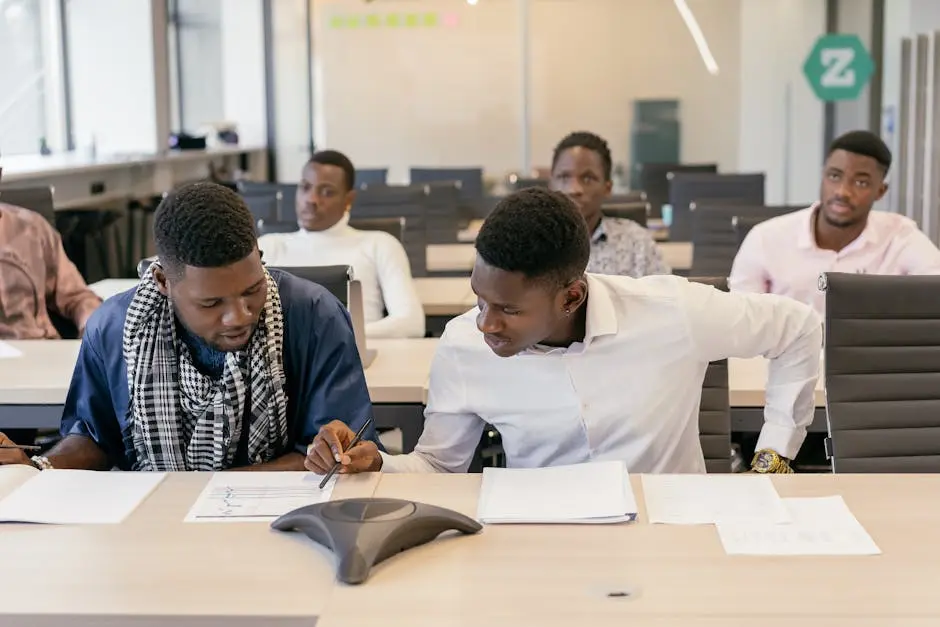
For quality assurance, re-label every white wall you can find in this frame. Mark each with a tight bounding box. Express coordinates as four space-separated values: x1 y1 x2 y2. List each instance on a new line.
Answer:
67 0 158 155
737 0 825 206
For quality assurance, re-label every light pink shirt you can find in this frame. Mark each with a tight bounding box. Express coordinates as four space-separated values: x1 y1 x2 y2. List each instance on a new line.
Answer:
729 204 940 314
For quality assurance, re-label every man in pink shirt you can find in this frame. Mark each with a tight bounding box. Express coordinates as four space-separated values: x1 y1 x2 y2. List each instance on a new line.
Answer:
0 201 101 339
730 130 940 313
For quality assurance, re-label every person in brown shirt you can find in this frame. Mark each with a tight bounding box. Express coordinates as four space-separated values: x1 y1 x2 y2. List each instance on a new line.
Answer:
0 202 101 339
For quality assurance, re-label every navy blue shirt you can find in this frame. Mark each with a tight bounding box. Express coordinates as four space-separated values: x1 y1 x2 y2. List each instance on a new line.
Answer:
60 269 377 470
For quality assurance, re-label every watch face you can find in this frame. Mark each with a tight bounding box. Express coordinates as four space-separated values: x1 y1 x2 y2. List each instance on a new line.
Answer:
754 452 775 471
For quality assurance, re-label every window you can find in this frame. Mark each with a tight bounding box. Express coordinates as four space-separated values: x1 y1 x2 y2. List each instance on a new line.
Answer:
0 0 65 156
168 0 224 134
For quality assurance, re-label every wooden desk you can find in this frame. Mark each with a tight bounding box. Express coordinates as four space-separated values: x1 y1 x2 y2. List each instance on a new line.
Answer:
317 473 940 627
91 277 475 319
0 472 380 627
427 243 695 273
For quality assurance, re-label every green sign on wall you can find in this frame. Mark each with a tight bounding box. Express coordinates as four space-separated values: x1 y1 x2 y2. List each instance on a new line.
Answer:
802 34 875 101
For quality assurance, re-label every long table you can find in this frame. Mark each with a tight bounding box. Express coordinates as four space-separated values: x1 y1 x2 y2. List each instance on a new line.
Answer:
4 472 930 625
316 473 940 626
0 338 824 446
0 472 381 627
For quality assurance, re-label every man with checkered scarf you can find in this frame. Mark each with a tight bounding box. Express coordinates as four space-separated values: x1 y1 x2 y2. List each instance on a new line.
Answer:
0 182 376 471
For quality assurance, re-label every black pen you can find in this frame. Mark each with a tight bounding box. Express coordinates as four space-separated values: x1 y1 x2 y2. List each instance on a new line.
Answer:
0 444 41 451
319 417 374 489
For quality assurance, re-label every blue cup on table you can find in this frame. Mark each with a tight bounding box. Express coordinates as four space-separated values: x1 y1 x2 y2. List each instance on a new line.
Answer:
661 204 673 227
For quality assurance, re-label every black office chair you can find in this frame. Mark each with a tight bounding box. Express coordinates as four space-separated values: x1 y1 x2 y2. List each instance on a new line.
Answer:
271 265 351 306
688 276 733 473
690 203 802 277
356 168 389 188
822 273 940 473
601 202 649 227
636 162 717 218
667 173 765 243
354 184 429 276
256 220 298 237
349 217 406 243
409 167 484 202
507 175 549 191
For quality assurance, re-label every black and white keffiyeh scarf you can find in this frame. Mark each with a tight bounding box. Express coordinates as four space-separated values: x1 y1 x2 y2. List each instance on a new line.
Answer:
123 262 289 471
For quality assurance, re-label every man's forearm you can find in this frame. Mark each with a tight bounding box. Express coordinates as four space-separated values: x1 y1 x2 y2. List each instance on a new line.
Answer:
46 434 110 470
228 451 306 471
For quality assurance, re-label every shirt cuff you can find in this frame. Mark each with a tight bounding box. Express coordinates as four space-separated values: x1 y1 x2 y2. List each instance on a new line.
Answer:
755 421 808 460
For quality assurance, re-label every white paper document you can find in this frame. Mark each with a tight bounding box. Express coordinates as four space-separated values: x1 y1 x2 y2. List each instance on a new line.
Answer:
0 469 165 524
477 461 638 524
0 341 22 359
185 471 336 522
642 474 790 525
717 496 881 556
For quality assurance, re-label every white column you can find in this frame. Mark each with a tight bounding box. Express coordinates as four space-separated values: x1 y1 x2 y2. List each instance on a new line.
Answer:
271 0 311 182
737 0 826 205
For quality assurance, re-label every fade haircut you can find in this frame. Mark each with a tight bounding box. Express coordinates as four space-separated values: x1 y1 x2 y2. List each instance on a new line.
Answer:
475 187 590 289
551 131 613 181
828 130 892 175
309 149 356 191
154 181 257 279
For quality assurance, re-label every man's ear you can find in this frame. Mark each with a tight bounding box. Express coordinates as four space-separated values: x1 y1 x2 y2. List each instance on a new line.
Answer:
876 181 889 202
345 189 357 211
153 265 170 297
563 277 588 312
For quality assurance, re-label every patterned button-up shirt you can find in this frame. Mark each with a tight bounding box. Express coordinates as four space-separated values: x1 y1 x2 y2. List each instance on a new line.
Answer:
586 217 671 277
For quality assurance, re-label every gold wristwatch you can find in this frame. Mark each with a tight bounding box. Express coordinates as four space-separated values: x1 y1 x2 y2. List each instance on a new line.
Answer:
750 449 793 474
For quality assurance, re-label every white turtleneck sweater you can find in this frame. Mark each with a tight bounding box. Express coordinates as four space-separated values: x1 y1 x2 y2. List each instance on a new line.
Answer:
257 214 425 338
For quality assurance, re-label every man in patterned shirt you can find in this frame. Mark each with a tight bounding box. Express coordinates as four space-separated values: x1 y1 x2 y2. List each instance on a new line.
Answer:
549 131 670 277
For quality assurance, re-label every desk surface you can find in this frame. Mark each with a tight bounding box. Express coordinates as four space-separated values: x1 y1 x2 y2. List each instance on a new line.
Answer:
427 243 693 273
317 473 940 626
0 339 821 410
0 472 380 627
91 277 474 318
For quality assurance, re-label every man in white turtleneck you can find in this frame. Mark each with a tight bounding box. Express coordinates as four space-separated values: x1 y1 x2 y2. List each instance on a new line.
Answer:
258 150 425 338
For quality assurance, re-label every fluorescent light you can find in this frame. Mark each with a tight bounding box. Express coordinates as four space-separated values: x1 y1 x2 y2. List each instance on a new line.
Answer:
674 0 719 75
467 0 479 5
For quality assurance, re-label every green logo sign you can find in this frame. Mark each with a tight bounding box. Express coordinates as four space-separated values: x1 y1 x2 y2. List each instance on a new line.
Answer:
803 34 875 101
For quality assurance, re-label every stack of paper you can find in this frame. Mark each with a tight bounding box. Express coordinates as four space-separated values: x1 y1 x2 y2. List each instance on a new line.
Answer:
641 474 791 525
0 341 22 359
0 468 165 524
716 496 882 555
185 471 336 523
477 461 638 524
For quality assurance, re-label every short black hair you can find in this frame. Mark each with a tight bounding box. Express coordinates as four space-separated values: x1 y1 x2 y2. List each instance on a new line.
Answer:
154 181 257 279
475 188 590 288
309 149 355 191
551 131 613 181
828 130 892 174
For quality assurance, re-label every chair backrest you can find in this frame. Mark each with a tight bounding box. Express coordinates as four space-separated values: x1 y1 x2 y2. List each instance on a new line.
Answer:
822 272 940 473
240 190 281 224
349 217 406 243
0 186 56 225
424 181 461 244
601 202 649 227
355 168 388 188
690 203 802 277
271 265 352 307
667 173 765 242
637 162 717 218
608 191 647 204
354 184 429 276
409 167 484 201
256 220 298 237
507 176 549 191
688 276 732 473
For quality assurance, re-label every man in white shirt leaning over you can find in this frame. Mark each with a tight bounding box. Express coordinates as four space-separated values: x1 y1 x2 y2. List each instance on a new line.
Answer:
306 188 821 475
258 150 425 338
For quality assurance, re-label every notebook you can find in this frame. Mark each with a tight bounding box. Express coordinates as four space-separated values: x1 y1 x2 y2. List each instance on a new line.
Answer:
0 466 165 524
477 461 638 524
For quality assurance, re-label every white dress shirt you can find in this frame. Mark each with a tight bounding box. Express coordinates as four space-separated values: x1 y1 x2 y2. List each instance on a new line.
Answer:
381 273 821 474
258 214 425 338
730 205 940 314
